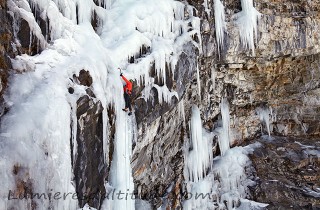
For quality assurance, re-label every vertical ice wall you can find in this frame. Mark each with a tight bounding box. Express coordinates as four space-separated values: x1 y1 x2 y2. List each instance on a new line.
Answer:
0 57 80 210
102 102 135 210
236 0 261 55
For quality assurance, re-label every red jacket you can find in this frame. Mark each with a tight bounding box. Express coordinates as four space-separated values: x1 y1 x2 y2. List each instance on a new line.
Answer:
121 75 132 94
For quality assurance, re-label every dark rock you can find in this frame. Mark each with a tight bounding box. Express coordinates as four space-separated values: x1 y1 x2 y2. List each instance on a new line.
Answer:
248 136 320 209
134 43 197 125
132 97 190 208
74 95 107 209
86 88 96 97
106 104 115 168
91 10 99 33
0 0 13 121
18 19 32 49
75 70 93 87
0 0 13 69
16 18 43 56
68 87 74 94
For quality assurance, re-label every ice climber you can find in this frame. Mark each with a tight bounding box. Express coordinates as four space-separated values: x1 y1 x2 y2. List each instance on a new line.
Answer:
120 72 133 116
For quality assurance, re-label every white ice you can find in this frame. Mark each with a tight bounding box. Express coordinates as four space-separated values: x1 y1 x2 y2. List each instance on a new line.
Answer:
102 103 135 210
183 105 215 209
185 105 213 182
256 107 271 136
218 97 231 156
235 0 261 55
1 0 199 210
214 0 226 55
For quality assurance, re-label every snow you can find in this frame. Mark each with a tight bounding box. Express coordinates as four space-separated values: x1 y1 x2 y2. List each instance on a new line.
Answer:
100 0 200 104
235 0 261 55
236 198 269 209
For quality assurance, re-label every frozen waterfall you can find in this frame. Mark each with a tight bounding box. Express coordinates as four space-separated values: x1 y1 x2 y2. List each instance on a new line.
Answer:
102 104 135 210
1 0 199 209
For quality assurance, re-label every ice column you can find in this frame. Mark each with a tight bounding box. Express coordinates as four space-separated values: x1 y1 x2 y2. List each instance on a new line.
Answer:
236 0 261 55
214 0 226 54
256 107 271 136
184 105 214 209
103 102 135 210
218 98 231 155
186 105 213 182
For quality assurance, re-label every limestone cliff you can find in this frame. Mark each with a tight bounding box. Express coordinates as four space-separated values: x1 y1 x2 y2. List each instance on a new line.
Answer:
132 0 320 208
1 0 320 209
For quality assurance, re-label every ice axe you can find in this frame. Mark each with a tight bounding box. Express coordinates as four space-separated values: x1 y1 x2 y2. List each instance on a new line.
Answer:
118 67 122 75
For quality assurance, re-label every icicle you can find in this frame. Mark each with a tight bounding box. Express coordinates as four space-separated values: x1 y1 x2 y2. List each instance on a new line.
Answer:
3 1 201 210
28 30 33 54
183 105 215 209
214 0 226 55
203 0 211 15
186 105 212 182
235 0 261 55
153 84 179 105
102 108 108 163
196 64 201 99
8 0 47 50
178 99 186 128
71 102 78 166
256 106 271 136
218 98 231 155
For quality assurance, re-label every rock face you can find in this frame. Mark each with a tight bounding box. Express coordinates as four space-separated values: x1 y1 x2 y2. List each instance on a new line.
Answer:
190 0 320 139
74 95 106 209
132 0 320 208
0 0 13 117
134 44 198 125
131 43 199 208
72 71 109 209
249 137 320 209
